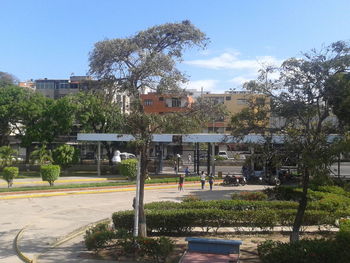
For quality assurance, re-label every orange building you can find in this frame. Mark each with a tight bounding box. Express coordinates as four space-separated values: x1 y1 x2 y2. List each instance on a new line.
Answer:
141 93 194 114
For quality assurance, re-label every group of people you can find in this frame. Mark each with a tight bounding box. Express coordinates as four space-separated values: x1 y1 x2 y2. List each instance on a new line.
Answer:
178 167 214 191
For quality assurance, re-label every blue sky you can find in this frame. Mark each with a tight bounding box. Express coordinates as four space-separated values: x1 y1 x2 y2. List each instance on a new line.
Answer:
1 0 349 93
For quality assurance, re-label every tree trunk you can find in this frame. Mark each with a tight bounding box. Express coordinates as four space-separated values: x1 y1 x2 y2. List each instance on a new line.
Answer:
138 145 149 237
290 168 310 242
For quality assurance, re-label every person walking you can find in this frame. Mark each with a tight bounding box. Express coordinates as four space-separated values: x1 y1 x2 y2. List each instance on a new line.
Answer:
200 171 206 189
208 173 214 191
188 153 192 164
184 166 190 177
178 174 185 191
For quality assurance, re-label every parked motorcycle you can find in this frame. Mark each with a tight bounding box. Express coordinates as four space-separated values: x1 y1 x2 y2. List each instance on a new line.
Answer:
223 173 247 186
247 171 280 186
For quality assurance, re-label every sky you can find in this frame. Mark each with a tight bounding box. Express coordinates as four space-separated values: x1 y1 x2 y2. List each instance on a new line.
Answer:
1 0 350 93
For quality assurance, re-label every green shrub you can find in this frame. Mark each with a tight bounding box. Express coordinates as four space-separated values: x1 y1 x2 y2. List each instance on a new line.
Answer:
258 239 336 263
119 159 138 180
214 155 226 161
339 218 350 233
40 165 60 186
84 223 116 251
264 186 301 201
145 200 299 211
52 145 79 169
232 191 268 201
258 236 350 263
119 236 174 263
112 208 335 234
2 166 18 188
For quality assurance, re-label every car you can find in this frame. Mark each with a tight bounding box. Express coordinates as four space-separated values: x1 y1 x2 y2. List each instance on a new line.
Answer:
120 152 136 160
218 151 229 159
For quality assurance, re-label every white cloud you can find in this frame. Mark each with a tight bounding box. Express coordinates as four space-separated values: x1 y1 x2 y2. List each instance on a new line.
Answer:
182 79 218 91
229 76 253 86
185 52 282 72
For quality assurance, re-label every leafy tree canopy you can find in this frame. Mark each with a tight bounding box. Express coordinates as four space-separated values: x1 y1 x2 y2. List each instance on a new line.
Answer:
89 20 208 96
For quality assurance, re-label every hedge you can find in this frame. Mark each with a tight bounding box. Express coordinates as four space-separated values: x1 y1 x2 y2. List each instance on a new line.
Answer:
119 159 138 180
144 200 299 211
2 166 19 188
40 165 60 186
112 208 337 234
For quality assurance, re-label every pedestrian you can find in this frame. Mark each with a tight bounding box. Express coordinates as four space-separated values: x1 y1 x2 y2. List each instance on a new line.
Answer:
174 160 178 174
184 166 190 177
208 173 214 191
178 174 185 191
188 153 192 164
200 171 206 189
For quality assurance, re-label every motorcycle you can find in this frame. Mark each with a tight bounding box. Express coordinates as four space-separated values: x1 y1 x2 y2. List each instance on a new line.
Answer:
223 173 247 186
247 171 280 186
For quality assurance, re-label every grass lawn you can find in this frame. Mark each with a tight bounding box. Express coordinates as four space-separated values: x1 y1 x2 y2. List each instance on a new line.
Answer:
0 176 201 193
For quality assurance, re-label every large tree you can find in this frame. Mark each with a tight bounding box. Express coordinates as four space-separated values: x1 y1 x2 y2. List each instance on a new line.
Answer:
231 41 350 242
73 91 125 164
89 21 208 236
325 72 350 128
0 85 30 145
0 71 19 87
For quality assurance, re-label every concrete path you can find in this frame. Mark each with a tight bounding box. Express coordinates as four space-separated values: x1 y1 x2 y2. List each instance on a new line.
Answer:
0 184 268 263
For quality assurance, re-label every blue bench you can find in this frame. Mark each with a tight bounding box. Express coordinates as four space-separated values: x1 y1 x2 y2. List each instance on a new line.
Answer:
185 237 242 255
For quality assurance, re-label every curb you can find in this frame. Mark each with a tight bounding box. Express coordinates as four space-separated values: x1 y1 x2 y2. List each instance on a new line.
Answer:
0 182 216 200
14 218 110 263
14 227 34 263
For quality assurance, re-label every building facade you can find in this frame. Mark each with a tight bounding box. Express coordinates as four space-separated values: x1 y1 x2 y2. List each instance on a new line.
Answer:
141 92 194 114
201 91 269 133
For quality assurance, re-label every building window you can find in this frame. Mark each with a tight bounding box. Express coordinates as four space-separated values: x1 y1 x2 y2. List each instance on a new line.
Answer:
144 99 153 106
226 96 231 100
172 98 181 107
159 97 164 101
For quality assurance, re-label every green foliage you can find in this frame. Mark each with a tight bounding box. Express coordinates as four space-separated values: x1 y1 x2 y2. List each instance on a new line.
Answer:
0 146 17 166
2 166 18 188
40 165 60 186
30 145 53 165
214 155 226 161
325 72 350 127
52 144 79 169
119 159 138 180
118 236 174 263
84 223 116 251
232 191 268 201
0 85 30 145
258 236 350 263
112 208 335 235
339 218 350 233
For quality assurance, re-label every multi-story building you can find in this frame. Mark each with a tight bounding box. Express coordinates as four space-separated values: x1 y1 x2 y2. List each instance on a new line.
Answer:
201 91 269 133
19 80 35 90
141 92 194 114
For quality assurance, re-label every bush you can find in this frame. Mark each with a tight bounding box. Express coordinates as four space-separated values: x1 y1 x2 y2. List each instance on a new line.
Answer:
2 166 18 188
258 239 336 263
258 236 350 263
232 191 268 201
119 159 138 180
52 145 79 169
264 186 301 201
214 155 226 161
84 223 116 251
112 208 335 234
119 236 174 263
40 165 60 186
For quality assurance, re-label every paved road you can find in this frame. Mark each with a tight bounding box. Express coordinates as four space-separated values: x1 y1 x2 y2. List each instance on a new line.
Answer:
0 183 268 263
